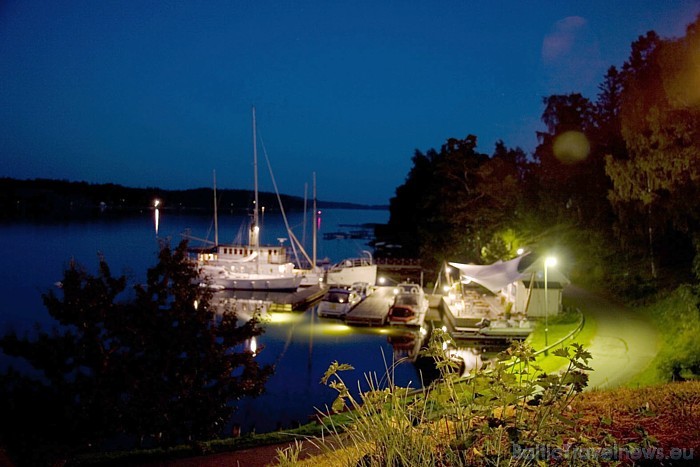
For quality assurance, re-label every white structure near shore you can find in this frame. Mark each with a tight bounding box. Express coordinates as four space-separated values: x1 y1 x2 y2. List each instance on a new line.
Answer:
448 254 570 318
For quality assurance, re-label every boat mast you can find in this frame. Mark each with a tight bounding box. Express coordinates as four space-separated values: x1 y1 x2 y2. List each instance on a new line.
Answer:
252 106 260 249
312 171 317 269
213 169 218 246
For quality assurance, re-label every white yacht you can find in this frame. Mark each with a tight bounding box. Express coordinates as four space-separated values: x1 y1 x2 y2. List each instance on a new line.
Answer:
196 108 303 291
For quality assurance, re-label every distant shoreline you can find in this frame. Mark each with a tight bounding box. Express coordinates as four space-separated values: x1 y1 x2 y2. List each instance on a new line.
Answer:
0 177 388 220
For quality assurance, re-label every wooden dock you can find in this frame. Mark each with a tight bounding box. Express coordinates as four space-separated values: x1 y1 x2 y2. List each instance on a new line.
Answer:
345 286 395 326
268 285 327 312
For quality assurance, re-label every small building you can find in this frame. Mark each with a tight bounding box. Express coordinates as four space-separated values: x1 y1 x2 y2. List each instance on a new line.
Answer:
449 254 570 318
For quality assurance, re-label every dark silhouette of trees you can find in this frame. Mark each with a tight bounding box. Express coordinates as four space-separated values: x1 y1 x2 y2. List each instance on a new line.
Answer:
386 14 700 290
388 136 531 269
0 240 272 465
606 19 700 280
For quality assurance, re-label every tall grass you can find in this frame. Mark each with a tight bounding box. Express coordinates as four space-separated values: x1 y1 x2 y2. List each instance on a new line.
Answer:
279 330 595 466
630 285 700 385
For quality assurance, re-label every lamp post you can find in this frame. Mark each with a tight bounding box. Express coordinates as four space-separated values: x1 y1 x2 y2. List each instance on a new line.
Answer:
544 256 557 354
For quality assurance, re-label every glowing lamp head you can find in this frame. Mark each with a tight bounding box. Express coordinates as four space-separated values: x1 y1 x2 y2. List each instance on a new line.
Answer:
545 257 557 268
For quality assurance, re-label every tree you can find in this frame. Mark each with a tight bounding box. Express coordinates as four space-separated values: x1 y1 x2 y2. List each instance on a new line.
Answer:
606 22 700 279
0 240 272 464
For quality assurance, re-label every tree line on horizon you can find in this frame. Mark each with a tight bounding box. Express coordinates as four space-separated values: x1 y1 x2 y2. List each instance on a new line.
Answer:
385 15 700 296
0 177 386 220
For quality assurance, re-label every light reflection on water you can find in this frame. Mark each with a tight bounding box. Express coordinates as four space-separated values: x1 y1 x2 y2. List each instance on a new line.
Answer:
0 210 505 436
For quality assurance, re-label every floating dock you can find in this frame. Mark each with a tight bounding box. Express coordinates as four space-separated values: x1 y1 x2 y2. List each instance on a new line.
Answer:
344 286 395 326
268 285 327 312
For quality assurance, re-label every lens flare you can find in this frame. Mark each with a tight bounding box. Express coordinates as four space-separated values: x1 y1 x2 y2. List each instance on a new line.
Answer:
553 130 590 164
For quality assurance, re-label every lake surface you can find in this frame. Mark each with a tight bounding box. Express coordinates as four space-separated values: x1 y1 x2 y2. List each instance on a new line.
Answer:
0 208 438 434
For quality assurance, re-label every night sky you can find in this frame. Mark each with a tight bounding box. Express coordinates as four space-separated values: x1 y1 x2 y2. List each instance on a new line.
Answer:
2 1 699 205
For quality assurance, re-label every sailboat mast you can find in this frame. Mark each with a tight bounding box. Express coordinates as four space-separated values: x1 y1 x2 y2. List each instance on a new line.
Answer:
252 107 259 248
213 169 218 246
312 171 317 269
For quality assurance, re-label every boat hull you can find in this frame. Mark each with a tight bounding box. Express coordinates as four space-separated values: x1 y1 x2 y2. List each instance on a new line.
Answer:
326 264 377 287
202 267 302 291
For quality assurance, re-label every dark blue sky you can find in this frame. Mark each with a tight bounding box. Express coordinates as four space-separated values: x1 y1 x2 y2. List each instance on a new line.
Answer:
2 1 699 204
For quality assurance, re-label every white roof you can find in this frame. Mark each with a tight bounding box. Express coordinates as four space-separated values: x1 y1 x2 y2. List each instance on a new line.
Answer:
448 254 570 293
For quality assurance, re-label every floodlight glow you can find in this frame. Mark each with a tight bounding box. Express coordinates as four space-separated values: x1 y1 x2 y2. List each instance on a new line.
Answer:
545 256 557 267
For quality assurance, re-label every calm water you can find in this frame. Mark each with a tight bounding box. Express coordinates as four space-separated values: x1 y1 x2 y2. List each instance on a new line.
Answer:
0 208 434 434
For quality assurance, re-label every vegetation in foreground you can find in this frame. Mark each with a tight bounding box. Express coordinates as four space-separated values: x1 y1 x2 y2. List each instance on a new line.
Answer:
0 240 272 467
274 330 700 466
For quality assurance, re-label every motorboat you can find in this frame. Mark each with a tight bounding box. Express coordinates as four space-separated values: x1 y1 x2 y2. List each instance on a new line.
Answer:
476 317 534 339
317 287 362 318
325 251 377 287
387 282 429 326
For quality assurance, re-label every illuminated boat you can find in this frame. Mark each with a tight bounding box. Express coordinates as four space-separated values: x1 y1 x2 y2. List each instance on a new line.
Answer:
317 287 362 318
195 108 303 291
386 282 429 326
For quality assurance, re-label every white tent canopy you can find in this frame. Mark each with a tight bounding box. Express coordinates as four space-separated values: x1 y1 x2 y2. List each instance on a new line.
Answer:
448 254 570 293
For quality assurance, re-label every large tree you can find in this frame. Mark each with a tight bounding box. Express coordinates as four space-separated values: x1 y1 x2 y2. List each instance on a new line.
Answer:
606 20 700 279
0 240 272 464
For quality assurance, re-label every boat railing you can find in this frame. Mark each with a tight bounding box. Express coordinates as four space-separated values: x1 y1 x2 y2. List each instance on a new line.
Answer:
330 257 373 270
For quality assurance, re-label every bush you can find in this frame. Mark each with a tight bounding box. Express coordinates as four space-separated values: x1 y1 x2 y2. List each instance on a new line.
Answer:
282 331 594 466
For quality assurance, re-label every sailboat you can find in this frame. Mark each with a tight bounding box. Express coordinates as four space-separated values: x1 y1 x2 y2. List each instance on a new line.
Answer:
294 173 378 288
195 108 303 291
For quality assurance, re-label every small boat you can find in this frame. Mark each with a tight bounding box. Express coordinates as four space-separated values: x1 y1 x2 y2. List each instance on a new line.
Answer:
317 287 362 318
387 282 429 326
476 318 534 339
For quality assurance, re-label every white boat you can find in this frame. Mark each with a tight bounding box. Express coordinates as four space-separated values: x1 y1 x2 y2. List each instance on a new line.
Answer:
325 250 378 287
317 287 362 318
195 108 303 291
386 282 429 326
476 317 534 339
317 281 372 318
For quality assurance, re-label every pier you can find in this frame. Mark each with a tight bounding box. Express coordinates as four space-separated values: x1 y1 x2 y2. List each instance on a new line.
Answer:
345 286 395 326
268 285 327 312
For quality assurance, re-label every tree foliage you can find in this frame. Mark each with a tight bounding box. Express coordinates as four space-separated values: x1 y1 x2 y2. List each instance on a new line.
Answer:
385 14 700 290
388 136 531 270
606 20 700 278
0 240 272 465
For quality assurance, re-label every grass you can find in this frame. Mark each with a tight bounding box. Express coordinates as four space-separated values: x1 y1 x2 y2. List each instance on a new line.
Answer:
525 308 597 374
288 381 700 466
276 335 596 466
626 285 700 387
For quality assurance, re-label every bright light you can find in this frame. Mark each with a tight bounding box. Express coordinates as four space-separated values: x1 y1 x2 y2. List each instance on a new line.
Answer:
445 266 452 274
378 277 386 285
267 313 299 324
249 336 257 355
517 248 524 255
443 285 450 293
441 326 447 333
545 256 557 268
153 199 160 208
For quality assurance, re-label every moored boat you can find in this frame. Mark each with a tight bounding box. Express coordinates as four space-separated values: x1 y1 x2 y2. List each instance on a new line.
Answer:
317 287 362 318
387 282 429 326
325 250 377 287
194 108 303 291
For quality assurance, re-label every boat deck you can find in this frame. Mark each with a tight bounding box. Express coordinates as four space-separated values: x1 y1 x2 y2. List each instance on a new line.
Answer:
345 286 395 326
439 292 533 341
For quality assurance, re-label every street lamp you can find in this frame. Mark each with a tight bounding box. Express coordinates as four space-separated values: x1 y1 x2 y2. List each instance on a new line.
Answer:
544 256 557 353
